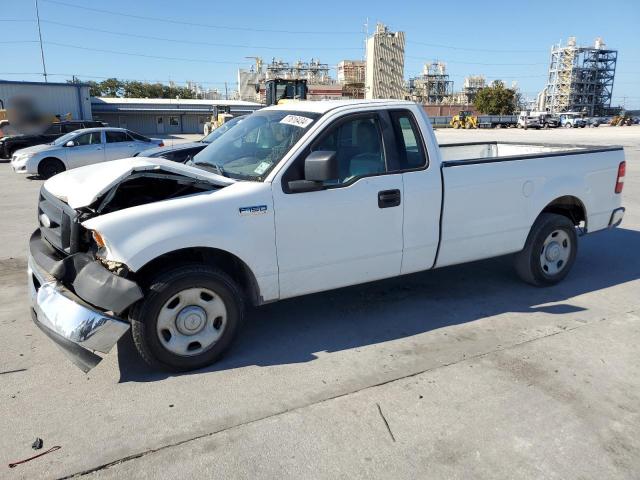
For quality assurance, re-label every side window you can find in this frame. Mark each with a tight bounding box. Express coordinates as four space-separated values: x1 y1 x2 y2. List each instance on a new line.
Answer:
44 124 62 135
127 131 150 142
311 115 386 184
106 131 129 143
75 132 102 145
389 111 427 170
63 123 82 133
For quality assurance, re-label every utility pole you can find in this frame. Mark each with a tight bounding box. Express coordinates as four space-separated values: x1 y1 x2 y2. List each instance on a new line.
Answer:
224 82 228 100
35 0 48 82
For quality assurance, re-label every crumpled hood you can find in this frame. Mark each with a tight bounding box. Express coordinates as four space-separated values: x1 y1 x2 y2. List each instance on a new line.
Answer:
43 157 234 209
139 141 205 157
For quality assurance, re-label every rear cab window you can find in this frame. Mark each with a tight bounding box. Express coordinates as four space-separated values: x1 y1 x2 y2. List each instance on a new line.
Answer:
388 110 428 171
44 124 62 135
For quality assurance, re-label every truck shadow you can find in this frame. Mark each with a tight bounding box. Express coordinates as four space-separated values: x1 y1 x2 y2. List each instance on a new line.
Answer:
117 227 640 383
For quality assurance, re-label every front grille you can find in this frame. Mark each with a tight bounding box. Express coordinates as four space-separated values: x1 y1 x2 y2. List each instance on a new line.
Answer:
38 186 80 255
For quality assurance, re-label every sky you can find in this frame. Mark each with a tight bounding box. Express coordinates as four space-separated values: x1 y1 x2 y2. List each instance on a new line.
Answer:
1 0 639 107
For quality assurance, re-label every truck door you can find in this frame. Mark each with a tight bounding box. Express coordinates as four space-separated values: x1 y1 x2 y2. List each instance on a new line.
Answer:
273 112 404 299
387 109 442 274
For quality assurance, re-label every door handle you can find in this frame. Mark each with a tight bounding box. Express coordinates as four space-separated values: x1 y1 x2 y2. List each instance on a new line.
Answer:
378 189 401 208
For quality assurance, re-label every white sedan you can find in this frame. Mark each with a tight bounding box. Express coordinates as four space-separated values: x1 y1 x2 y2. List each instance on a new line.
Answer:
10 127 164 178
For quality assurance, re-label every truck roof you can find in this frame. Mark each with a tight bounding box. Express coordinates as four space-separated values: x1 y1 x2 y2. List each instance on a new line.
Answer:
263 99 418 114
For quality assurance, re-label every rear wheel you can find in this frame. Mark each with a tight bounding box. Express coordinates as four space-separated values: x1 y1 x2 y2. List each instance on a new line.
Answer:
38 158 65 179
130 264 245 371
514 213 577 286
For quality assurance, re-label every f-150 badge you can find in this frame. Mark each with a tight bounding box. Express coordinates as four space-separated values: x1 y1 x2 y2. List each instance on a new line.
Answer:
239 205 267 216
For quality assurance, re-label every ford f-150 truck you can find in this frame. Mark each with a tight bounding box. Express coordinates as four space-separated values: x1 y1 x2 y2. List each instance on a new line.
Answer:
27 100 626 372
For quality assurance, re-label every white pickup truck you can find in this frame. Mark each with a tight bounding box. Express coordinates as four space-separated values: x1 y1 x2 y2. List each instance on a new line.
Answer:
28 100 626 372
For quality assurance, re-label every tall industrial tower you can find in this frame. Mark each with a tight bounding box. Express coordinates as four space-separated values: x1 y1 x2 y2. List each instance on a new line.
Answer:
408 62 454 104
365 23 406 100
544 37 617 116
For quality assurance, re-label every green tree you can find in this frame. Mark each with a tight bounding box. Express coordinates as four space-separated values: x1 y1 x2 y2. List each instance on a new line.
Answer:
99 78 124 97
473 80 518 115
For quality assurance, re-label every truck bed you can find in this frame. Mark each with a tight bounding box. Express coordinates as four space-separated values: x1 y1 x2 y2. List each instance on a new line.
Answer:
439 141 619 165
434 141 624 268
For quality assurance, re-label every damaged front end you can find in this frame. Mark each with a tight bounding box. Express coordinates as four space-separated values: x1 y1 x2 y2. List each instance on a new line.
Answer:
29 161 222 371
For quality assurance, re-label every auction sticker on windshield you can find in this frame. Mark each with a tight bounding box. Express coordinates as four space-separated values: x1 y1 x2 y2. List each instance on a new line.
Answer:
280 115 313 128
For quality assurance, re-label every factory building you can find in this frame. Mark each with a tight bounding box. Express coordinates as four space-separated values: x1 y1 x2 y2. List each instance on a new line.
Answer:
365 23 406 100
0 80 92 121
408 62 454 104
237 57 343 103
543 37 617 116
337 60 366 99
91 97 261 135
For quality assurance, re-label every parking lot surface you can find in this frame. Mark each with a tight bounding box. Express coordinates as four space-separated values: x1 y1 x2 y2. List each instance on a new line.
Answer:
1 126 639 479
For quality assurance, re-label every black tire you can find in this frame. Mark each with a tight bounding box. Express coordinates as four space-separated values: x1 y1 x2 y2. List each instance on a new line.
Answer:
130 264 245 372
514 213 578 287
38 158 65 179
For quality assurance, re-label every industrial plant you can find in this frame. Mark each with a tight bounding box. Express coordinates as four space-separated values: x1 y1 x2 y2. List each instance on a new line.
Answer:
540 37 617 116
234 25 619 119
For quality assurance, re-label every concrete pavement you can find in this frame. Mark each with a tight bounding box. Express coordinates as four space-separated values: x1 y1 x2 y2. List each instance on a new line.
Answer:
1 126 638 479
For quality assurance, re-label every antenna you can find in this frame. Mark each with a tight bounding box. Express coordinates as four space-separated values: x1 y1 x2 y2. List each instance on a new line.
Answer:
35 0 48 82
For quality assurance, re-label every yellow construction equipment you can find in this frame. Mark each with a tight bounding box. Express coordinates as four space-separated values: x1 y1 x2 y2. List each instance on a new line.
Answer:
203 105 234 135
609 112 633 126
450 110 478 129
263 79 308 106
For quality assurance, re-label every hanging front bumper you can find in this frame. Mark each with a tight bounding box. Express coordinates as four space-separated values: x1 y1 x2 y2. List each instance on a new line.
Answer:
28 233 133 372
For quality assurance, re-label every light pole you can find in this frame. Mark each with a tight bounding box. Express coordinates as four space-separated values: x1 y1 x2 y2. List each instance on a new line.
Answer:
35 0 48 82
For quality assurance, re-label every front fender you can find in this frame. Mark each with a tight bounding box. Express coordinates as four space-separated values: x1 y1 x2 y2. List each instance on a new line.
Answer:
83 182 279 301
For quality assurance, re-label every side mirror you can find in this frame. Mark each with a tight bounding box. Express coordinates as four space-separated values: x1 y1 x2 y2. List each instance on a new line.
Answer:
65 140 75 147
304 150 338 182
288 150 338 193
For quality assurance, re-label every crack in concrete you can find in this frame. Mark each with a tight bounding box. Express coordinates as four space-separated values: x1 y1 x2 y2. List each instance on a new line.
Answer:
376 403 396 442
59 319 591 479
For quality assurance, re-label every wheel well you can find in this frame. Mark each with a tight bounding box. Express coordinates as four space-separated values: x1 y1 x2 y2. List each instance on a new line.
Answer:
541 196 586 228
134 247 262 306
38 157 65 169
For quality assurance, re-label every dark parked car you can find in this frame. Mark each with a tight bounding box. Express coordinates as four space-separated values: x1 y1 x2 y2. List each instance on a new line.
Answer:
0 120 106 159
135 115 246 163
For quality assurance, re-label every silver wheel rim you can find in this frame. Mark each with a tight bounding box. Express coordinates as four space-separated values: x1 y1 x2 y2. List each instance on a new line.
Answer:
156 287 227 356
540 229 571 276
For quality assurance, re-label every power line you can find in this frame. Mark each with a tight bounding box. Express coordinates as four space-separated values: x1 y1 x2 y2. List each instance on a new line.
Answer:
43 41 341 70
406 40 542 53
40 19 362 51
40 0 362 35
0 40 40 44
405 54 547 66
44 41 244 65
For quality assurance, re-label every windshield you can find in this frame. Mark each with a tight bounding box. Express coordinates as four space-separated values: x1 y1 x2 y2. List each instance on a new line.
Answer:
52 131 79 146
192 110 319 180
201 115 245 144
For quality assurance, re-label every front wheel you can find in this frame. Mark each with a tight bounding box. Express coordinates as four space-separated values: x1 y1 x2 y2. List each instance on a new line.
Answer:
514 213 578 286
38 158 65 179
130 264 245 371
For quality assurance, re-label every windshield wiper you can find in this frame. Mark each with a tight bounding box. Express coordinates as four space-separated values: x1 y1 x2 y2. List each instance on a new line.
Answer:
192 161 227 177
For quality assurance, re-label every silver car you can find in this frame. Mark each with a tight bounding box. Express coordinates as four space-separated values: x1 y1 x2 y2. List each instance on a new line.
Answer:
10 127 163 178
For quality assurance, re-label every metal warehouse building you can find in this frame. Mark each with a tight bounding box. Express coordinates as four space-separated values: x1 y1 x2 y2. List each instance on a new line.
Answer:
91 98 262 135
0 80 92 120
